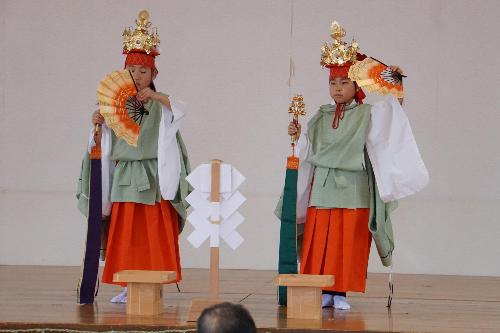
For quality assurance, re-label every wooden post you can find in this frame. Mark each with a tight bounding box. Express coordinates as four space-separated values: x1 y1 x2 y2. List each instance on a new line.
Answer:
113 270 176 316
187 159 223 321
210 247 219 300
209 159 221 300
276 274 335 320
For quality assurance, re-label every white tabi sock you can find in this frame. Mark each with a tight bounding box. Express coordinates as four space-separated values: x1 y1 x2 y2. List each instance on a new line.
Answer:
333 295 351 310
110 287 127 303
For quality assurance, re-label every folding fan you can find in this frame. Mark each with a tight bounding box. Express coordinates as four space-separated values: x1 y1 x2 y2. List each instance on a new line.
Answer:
96 70 148 147
348 57 405 99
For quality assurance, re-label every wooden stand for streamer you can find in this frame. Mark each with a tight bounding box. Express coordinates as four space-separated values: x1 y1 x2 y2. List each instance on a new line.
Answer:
276 274 334 320
113 270 177 316
188 159 223 322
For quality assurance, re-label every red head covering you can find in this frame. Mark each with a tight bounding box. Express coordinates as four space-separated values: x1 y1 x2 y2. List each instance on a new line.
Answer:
328 63 352 81
124 49 158 72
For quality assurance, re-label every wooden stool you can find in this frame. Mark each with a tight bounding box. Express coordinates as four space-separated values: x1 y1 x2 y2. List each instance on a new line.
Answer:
276 274 334 320
113 270 176 316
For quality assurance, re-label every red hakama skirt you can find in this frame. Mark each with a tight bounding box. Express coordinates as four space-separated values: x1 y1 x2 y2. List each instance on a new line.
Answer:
102 200 181 286
300 207 371 292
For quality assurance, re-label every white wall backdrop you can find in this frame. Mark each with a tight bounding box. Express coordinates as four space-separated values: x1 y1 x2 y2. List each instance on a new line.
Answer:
1 0 499 276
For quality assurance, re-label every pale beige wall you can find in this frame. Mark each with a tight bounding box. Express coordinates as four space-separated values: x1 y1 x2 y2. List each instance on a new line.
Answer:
1 0 499 276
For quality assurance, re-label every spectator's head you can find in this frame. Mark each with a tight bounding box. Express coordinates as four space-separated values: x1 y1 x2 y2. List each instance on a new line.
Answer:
197 302 257 333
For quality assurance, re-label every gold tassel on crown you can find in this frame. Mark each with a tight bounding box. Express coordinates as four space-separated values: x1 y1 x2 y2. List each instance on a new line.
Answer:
320 21 359 67
122 10 160 54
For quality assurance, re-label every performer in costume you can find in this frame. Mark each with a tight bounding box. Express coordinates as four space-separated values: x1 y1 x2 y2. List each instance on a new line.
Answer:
281 21 429 310
77 10 191 303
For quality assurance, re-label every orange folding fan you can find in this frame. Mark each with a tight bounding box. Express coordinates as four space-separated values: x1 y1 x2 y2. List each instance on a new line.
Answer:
96 70 147 147
348 57 404 99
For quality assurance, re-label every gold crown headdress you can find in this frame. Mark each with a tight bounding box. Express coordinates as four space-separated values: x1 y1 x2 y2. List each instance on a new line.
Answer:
122 10 160 54
320 21 359 67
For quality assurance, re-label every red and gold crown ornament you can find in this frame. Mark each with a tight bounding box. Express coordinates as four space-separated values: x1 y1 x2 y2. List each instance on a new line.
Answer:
122 10 160 71
122 10 160 55
320 21 359 68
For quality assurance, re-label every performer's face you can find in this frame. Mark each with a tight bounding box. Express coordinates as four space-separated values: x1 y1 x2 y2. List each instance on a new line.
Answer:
329 77 356 105
127 65 157 91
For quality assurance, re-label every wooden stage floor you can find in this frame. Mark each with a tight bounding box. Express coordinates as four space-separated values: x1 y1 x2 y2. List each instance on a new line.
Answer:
0 266 499 332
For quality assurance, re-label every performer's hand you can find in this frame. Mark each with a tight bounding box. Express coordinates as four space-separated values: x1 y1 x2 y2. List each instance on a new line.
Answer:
137 87 159 102
92 110 104 126
137 89 172 110
94 131 102 146
91 110 103 145
288 121 301 139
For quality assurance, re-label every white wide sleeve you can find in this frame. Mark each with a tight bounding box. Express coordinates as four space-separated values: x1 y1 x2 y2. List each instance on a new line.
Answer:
158 97 185 200
366 96 429 202
295 132 314 224
87 124 113 216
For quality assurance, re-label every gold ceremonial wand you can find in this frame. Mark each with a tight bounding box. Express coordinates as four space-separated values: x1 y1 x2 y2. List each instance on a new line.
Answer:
288 94 306 159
